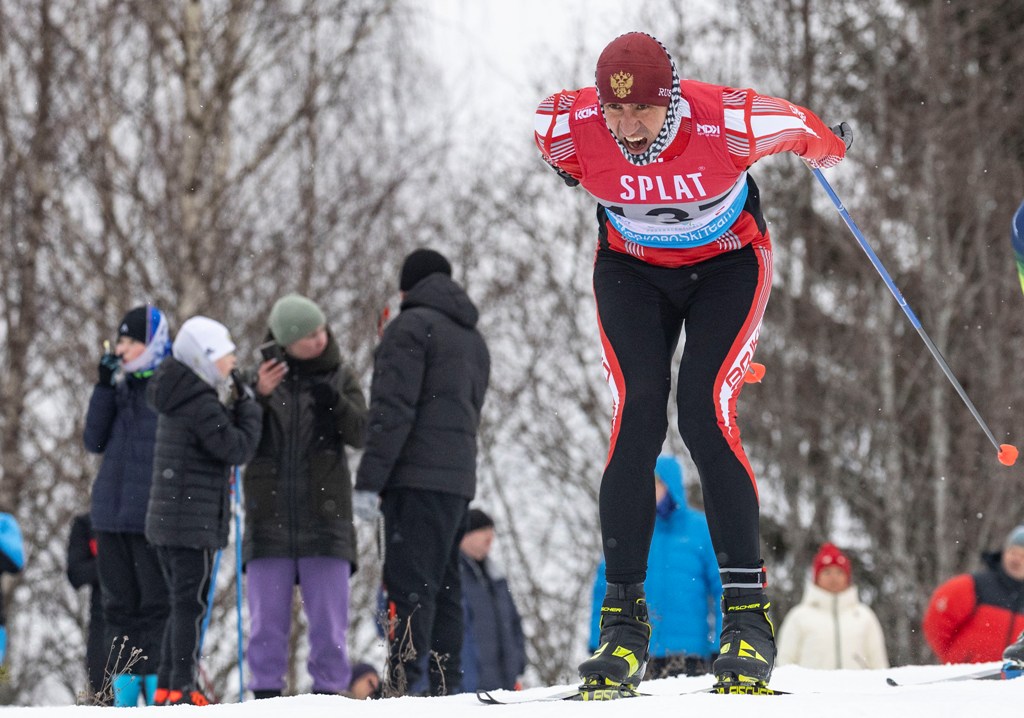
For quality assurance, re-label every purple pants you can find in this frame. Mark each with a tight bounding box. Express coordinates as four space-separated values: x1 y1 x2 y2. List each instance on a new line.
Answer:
246 557 352 693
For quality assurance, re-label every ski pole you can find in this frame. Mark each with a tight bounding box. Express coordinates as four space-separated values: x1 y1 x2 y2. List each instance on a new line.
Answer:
233 466 246 702
198 548 223 656
810 167 1018 466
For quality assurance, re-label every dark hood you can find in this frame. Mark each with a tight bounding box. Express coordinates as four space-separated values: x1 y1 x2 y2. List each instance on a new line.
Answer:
401 273 479 329
147 357 215 415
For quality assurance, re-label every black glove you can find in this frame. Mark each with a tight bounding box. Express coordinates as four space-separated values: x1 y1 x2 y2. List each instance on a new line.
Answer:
97 352 120 386
831 121 853 150
554 167 580 187
230 370 255 403
311 381 339 409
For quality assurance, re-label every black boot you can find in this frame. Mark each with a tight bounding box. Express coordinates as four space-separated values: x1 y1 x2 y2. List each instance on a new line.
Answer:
577 583 651 694
1003 630 1024 665
712 566 776 693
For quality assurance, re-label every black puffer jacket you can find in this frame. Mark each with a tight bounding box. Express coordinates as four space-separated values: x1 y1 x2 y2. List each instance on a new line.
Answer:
355 273 490 498
243 331 367 565
145 358 262 550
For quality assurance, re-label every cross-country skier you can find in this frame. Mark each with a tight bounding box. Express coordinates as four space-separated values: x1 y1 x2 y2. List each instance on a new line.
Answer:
534 31 850 696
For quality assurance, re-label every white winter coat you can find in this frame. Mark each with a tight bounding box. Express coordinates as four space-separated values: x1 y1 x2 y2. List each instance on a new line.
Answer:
776 582 889 669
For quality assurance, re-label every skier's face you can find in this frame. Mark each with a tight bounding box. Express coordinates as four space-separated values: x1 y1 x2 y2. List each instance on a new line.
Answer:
602 103 668 155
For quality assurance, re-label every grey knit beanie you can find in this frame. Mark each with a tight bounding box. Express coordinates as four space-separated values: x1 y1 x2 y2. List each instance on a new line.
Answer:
268 294 326 347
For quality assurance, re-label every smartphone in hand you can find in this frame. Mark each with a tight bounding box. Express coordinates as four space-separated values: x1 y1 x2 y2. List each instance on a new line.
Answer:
257 340 284 364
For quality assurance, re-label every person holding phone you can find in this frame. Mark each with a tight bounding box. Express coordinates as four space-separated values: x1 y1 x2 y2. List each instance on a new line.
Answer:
243 294 368 698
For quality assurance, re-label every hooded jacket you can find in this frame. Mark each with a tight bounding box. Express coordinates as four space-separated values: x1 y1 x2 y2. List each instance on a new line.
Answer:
145 358 262 550
243 330 367 565
776 582 889 669
923 551 1024 663
355 273 490 499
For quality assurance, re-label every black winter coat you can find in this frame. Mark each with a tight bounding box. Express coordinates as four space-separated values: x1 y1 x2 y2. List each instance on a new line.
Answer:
83 376 159 534
355 273 490 499
460 554 527 692
243 332 367 566
145 358 262 550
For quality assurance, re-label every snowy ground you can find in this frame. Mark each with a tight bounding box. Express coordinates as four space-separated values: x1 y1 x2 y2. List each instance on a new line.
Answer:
0 663 1017 716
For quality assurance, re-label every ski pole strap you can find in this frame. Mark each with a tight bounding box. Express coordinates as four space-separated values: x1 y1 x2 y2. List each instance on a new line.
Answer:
719 566 768 591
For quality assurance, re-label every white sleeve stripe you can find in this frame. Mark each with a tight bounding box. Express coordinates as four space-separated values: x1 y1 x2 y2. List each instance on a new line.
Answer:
724 108 746 133
750 114 819 139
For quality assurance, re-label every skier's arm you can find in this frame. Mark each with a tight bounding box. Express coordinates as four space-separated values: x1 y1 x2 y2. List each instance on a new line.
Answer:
534 90 584 184
729 89 847 170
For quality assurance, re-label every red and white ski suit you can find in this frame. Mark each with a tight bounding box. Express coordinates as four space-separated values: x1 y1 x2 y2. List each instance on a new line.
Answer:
535 79 845 582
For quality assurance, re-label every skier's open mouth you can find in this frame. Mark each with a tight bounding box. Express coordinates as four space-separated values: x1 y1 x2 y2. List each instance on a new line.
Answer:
622 135 649 153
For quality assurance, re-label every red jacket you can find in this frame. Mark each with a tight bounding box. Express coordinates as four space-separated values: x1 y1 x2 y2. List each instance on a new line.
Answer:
923 553 1024 663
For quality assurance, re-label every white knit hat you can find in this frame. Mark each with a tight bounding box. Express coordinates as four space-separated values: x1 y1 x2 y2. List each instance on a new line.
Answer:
172 316 236 386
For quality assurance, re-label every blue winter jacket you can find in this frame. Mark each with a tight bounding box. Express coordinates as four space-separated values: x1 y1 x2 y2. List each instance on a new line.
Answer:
590 455 722 659
83 375 159 534
0 512 25 663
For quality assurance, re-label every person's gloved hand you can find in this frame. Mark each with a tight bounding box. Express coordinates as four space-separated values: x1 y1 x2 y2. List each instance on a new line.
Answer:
97 352 120 386
311 381 339 409
352 490 381 521
831 121 853 150
230 370 255 403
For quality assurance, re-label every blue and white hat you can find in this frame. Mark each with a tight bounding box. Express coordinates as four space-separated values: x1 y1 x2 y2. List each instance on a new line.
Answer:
120 305 171 375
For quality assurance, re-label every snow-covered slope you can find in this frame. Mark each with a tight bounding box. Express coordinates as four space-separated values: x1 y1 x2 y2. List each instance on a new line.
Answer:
1 663 1017 716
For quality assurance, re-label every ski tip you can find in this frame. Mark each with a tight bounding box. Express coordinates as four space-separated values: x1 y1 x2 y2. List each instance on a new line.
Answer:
998 443 1018 466
885 677 899 687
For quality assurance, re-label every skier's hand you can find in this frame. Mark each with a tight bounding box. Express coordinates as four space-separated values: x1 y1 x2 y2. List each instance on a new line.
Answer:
831 121 853 150
352 490 381 521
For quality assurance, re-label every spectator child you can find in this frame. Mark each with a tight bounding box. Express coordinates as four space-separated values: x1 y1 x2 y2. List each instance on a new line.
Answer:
776 543 888 669
459 508 527 692
145 316 262 705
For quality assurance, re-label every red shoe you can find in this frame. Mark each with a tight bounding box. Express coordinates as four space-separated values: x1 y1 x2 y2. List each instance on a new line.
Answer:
166 689 211 706
151 687 170 705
